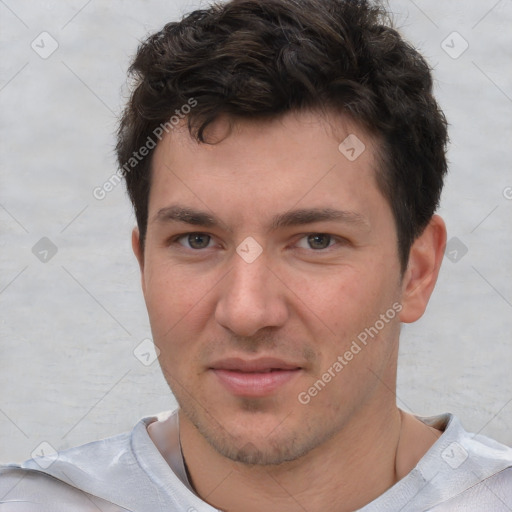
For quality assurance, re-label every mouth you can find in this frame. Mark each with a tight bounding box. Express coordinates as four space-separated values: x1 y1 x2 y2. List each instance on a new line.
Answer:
209 357 303 397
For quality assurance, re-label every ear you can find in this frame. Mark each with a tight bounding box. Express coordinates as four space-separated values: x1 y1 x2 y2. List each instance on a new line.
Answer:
399 215 447 323
131 227 146 294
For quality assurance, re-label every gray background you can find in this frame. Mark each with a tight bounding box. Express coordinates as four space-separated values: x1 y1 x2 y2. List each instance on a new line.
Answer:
0 0 511 463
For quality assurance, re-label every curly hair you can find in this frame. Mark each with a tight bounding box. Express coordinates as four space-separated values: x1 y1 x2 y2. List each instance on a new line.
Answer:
116 0 448 270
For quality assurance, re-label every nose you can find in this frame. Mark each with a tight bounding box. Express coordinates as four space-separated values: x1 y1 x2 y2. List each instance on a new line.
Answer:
215 252 289 337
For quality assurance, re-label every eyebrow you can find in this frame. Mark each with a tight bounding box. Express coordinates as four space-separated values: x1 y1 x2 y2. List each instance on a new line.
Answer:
154 205 218 227
153 205 369 231
270 208 369 230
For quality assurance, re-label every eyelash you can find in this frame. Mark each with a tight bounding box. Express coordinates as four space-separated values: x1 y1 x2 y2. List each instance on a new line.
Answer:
173 233 217 250
169 232 347 252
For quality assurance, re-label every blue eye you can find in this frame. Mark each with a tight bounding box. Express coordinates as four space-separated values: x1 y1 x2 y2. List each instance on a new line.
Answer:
296 234 335 250
178 233 213 249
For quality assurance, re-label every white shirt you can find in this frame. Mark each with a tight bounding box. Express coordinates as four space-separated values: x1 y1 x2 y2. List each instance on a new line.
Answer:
1 410 511 511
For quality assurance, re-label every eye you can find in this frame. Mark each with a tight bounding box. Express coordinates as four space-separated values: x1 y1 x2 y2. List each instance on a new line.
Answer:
296 233 336 250
177 233 214 249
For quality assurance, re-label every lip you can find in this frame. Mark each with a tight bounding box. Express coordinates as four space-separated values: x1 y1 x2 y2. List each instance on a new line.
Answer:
210 357 302 372
210 357 303 397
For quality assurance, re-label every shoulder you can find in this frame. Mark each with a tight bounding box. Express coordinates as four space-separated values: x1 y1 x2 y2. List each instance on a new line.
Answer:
0 466 130 511
0 412 199 511
421 414 512 511
18 428 137 488
0 420 146 510
368 414 512 512
429 466 512 511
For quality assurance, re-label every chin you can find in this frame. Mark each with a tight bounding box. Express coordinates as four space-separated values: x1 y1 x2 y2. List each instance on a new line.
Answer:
183 401 330 466
205 428 309 466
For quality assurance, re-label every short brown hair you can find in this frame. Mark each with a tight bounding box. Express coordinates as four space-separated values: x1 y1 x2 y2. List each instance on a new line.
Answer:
116 0 448 269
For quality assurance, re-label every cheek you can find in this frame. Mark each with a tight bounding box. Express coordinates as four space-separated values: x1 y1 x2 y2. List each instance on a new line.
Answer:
287 267 372 326
143 261 212 337
144 271 212 380
294 265 398 345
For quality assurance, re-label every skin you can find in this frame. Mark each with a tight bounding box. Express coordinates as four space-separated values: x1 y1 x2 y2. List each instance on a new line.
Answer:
133 110 447 511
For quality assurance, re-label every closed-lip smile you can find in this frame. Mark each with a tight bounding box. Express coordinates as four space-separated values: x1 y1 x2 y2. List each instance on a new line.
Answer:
210 357 303 397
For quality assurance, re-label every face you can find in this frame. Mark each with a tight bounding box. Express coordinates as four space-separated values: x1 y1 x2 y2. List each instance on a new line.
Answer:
135 110 406 465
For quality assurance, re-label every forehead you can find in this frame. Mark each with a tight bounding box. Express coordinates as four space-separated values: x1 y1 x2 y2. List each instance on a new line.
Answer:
148 110 384 226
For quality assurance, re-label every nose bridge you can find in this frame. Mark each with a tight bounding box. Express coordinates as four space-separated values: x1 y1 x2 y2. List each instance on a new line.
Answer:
233 251 268 293
226 252 271 309
215 250 287 336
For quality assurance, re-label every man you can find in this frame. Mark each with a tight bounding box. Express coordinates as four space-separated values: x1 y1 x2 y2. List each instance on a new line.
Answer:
1 0 511 510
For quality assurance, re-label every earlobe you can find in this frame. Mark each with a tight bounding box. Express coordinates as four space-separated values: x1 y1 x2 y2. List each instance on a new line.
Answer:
399 215 447 323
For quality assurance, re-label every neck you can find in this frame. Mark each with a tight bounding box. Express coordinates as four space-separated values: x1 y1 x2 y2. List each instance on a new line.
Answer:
178 401 437 512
